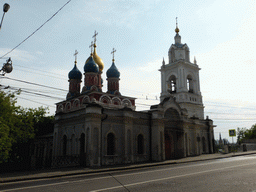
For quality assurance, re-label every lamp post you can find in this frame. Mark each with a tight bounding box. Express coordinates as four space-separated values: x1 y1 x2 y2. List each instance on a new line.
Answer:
0 3 10 31
0 4 12 75
0 57 13 76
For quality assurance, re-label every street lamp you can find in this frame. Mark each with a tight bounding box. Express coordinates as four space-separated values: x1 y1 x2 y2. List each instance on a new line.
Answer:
0 57 13 76
0 3 10 31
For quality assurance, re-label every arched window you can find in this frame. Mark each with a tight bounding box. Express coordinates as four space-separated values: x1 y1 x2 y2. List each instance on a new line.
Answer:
71 134 75 155
202 137 206 153
107 133 115 155
80 133 85 155
63 135 67 156
169 75 176 93
187 75 193 93
137 134 144 155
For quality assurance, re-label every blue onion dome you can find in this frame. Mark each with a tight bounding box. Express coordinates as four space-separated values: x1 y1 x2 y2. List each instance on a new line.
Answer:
68 62 82 79
84 55 99 73
106 61 120 78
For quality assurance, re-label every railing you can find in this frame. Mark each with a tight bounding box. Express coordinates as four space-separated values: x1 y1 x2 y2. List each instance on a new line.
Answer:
52 155 80 167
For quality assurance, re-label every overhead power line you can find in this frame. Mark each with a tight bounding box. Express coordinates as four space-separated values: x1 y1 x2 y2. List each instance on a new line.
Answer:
3 76 68 92
14 64 67 78
0 0 72 59
17 96 55 108
14 67 67 80
5 85 64 100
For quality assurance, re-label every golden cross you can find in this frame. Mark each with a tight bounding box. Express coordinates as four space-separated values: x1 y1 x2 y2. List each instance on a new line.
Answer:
111 48 116 61
92 30 98 44
74 50 78 62
89 41 94 54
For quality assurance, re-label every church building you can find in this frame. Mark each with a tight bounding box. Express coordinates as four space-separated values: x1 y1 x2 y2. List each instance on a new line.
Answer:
52 25 215 167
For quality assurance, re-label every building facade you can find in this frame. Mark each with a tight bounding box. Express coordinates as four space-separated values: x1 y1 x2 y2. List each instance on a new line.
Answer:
52 26 215 167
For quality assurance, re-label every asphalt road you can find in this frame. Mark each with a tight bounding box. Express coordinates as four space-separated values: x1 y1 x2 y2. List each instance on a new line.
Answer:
1 155 256 192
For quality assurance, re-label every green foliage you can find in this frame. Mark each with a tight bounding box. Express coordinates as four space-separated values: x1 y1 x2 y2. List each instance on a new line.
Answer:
237 124 256 144
0 90 54 163
0 119 12 162
237 127 247 144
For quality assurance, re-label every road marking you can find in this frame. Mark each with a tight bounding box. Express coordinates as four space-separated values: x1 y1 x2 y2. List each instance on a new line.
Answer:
3 155 255 186
0 181 70 192
90 162 256 192
1 158 256 192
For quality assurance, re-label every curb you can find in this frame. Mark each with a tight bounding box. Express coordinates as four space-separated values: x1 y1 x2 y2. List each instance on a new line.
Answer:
1 152 256 184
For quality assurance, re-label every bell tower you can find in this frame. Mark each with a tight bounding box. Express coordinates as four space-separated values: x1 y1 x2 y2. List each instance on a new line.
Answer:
160 19 204 119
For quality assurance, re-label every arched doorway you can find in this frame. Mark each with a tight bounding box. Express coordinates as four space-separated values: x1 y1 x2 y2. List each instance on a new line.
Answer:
164 132 172 160
164 108 184 159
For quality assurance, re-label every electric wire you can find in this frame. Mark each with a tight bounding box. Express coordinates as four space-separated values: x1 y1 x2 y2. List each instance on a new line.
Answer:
14 67 67 80
1 78 256 118
2 76 68 92
14 64 67 78
1 75 256 121
0 0 72 59
16 95 55 108
0 84 65 97
5 85 64 100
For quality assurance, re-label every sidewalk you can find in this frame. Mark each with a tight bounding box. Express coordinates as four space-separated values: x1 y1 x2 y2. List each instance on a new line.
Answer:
1 151 256 183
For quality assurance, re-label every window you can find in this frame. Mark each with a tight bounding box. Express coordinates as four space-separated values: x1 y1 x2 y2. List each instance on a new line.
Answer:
71 134 75 155
168 75 176 93
187 75 193 93
63 135 67 156
107 133 115 155
137 134 144 154
80 133 85 155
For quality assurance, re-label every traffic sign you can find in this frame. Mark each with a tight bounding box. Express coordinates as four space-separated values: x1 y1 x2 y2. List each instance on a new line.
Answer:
229 129 236 137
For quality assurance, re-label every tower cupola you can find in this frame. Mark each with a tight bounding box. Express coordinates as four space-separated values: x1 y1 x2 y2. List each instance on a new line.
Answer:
107 48 120 95
68 62 82 80
84 55 99 73
82 39 102 93
67 50 82 99
106 62 120 78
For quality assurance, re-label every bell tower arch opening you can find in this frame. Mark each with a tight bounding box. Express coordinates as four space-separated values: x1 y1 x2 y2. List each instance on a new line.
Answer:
168 75 177 93
186 74 193 93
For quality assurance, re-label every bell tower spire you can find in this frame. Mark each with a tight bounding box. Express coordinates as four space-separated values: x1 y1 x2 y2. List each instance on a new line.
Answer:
174 17 181 44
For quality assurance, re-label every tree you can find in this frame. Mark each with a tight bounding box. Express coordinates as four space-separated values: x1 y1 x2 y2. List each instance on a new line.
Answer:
0 90 54 163
237 127 247 144
237 124 256 144
0 90 20 162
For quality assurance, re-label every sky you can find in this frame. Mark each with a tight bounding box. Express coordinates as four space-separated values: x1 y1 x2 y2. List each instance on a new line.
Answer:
0 0 256 142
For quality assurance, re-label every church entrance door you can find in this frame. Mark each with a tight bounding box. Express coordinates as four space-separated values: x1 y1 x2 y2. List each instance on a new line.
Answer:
165 132 172 160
